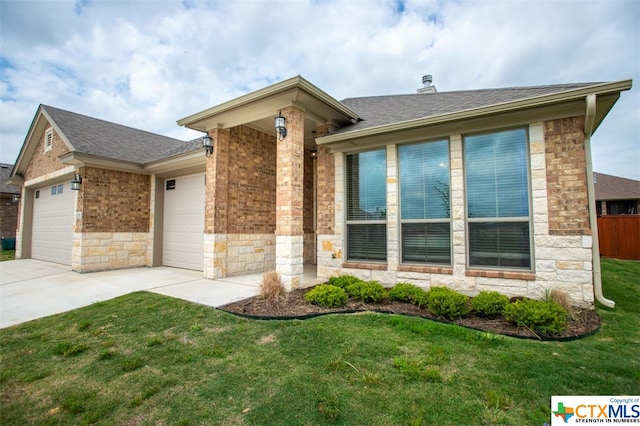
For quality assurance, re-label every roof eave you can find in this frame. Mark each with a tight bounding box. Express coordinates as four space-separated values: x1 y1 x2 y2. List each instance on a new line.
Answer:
176 75 360 130
317 79 633 145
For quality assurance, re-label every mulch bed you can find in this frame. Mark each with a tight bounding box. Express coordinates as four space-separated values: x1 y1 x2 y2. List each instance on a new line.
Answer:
219 287 601 341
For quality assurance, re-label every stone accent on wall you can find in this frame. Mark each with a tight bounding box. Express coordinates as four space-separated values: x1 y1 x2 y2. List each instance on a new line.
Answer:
316 122 595 307
72 232 149 272
204 233 275 279
544 116 591 236
77 167 151 233
276 234 303 289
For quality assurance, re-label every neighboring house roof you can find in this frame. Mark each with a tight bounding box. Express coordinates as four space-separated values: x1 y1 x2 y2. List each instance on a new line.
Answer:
0 163 20 194
338 83 599 134
594 172 640 201
41 105 197 164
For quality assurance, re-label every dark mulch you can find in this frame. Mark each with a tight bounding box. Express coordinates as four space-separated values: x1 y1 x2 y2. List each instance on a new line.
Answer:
219 287 601 341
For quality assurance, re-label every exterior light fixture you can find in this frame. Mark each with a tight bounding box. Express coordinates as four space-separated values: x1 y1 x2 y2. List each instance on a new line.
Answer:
310 130 318 159
12 191 21 203
275 111 287 141
70 173 82 190
203 133 214 157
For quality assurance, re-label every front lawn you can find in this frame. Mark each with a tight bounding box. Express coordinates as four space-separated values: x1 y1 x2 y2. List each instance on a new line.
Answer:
0 250 15 261
1 258 638 425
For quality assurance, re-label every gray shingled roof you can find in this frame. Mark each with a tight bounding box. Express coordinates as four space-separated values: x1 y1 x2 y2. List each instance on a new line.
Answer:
336 83 600 134
594 172 640 201
42 105 199 164
1 163 20 194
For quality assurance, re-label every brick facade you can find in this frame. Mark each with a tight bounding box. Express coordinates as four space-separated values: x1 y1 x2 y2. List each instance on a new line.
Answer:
544 116 591 235
1 194 18 240
77 167 150 233
24 127 70 181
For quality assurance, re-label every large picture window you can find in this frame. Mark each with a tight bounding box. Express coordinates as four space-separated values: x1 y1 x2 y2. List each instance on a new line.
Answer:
346 149 387 261
464 128 532 269
399 140 451 265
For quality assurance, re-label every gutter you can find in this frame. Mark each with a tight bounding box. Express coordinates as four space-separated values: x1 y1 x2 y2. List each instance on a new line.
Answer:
584 93 615 308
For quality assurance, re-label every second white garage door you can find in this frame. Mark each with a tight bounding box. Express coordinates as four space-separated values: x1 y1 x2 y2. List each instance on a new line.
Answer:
32 182 75 265
163 173 205 271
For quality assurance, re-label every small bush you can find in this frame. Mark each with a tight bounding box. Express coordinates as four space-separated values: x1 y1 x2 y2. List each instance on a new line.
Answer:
427 286 471 320
548 288 575 320
327 275 364 290
260 270 286 300
388 283 429 308
472 291 510 318
305 285 348 308
503 299 568 336
346 280 387 303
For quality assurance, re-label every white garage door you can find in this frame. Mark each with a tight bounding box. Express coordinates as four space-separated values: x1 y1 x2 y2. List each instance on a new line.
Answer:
32 182 75 265
163 173 205 271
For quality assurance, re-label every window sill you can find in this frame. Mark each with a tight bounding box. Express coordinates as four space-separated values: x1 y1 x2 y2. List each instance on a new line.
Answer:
342 262 387 271
398 265 453 275
465 269 535 281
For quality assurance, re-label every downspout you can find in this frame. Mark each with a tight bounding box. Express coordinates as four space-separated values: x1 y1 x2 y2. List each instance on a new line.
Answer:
584 93 615 308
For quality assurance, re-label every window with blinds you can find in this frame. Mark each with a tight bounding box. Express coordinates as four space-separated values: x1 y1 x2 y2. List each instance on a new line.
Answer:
346 149 387 261
399 140 451 265
464 128 532 269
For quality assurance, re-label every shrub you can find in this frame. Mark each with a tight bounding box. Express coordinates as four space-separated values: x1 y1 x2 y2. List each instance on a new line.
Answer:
472 291 510 318
327 274 364 290
426 286 471 320
259 270 285 300
503 299 568 336
546 288 575 320
305 285 348 308
346 280 387 303
388 283 429 308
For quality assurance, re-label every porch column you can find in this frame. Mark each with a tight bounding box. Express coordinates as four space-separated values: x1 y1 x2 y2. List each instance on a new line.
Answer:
204 127 230 279
275 106 305 289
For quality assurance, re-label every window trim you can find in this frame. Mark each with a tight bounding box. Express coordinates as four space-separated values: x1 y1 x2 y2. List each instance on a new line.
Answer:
462 127 535 272
344 148 388 263
397 139 453 267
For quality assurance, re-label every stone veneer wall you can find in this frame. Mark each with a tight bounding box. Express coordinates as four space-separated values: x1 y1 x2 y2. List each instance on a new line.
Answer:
204 233 275 279
72 232 148 272
317 119 595 307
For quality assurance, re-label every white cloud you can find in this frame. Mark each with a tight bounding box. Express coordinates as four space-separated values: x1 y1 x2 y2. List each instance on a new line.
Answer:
1 0 638 179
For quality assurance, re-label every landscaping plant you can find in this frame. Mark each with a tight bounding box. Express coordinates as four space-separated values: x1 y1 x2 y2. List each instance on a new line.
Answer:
388 283 429 308
304 284 348 308
259 270 285 300
472 291 510 318
503 298 568 336
345 280 387 303
426 286 471 320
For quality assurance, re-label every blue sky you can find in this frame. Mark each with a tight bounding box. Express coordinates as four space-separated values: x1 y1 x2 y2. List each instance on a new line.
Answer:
1 0 638 179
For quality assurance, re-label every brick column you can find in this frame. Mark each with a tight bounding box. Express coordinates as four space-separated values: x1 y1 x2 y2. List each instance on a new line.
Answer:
275 106 305 289
204 128 230 279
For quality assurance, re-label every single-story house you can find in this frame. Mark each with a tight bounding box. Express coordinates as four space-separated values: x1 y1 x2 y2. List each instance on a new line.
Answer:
594 172 640 215
8 75 632 307
1 163 20 248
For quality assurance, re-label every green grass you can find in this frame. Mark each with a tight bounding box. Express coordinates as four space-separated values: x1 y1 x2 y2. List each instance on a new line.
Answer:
0 250 15 261
1 258 638 425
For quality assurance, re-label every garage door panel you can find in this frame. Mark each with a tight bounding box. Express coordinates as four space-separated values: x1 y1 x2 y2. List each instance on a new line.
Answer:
163 174 205 271
32 183 74 265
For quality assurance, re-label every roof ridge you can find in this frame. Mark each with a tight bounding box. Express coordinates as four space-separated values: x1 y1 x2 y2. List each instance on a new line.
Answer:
341 82 604 102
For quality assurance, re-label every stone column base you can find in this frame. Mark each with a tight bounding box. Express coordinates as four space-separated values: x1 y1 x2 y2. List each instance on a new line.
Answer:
276 234 304 290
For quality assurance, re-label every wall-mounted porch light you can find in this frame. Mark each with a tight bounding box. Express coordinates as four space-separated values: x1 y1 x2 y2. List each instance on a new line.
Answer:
275 111 287 141
310 130 318 159
70 173 83 190
12 192 20 203
203 133 214 157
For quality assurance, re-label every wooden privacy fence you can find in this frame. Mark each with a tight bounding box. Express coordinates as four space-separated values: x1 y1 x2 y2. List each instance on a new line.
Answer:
597 215 640 260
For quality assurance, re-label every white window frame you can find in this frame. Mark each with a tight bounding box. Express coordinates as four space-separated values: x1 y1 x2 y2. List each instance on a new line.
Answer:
463 127 534 271
398 140 452 266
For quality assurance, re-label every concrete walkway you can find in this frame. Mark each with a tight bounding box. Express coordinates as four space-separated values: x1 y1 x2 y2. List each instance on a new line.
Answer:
0 260 266 329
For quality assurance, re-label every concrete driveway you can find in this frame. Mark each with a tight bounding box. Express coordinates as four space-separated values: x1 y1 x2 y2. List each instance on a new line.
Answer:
0 260 262 329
